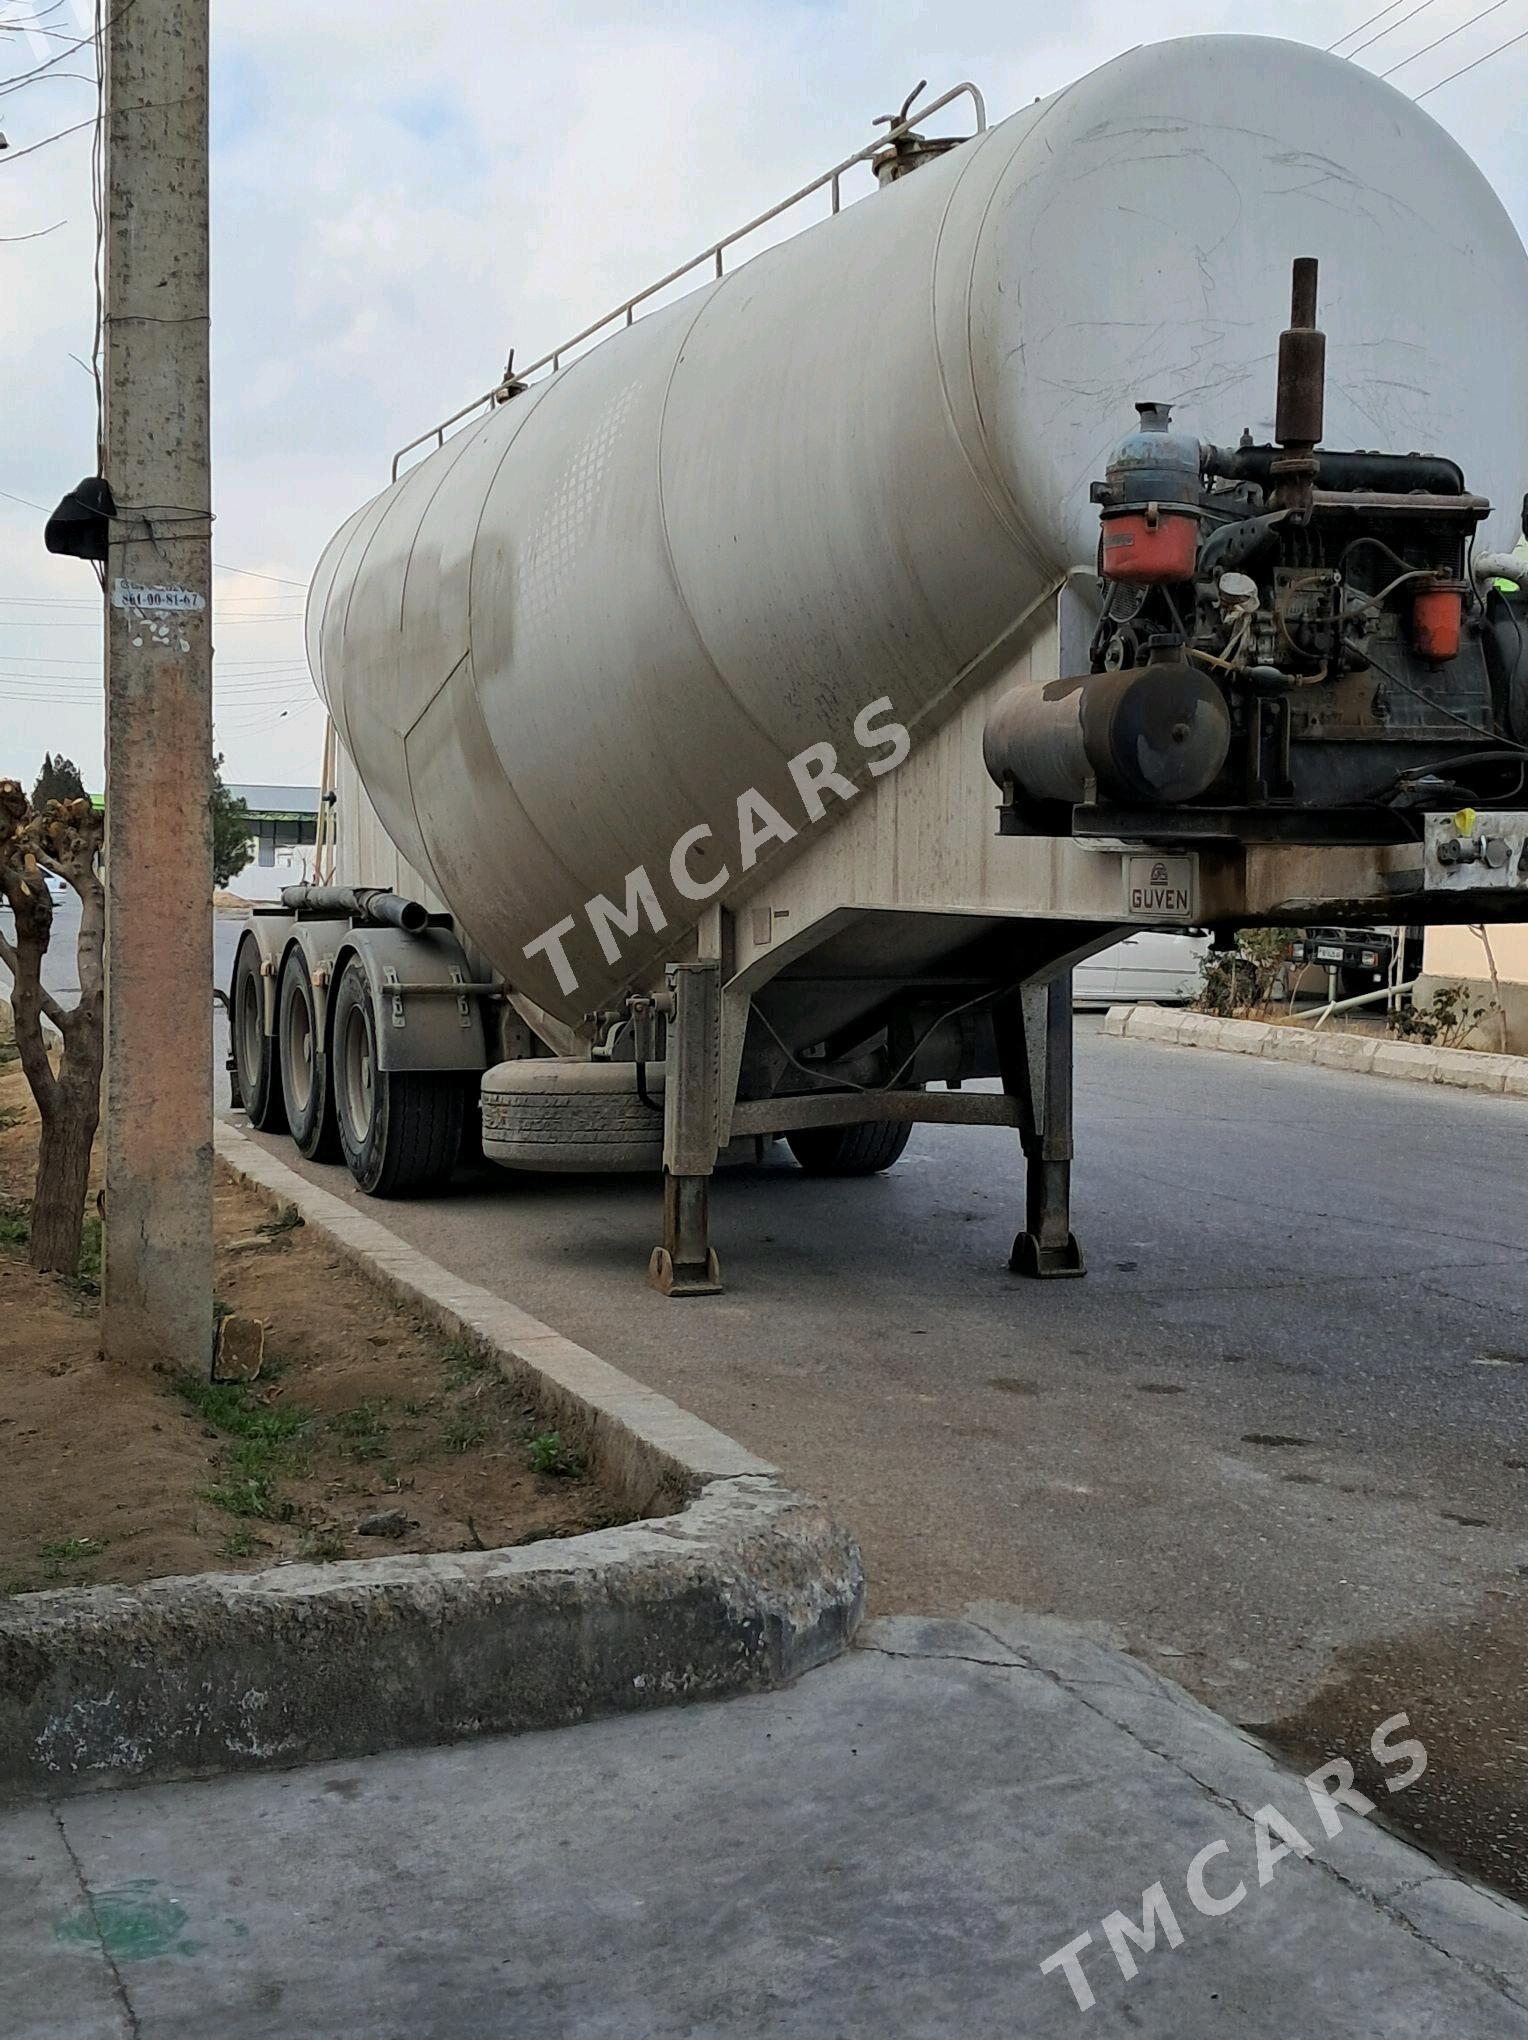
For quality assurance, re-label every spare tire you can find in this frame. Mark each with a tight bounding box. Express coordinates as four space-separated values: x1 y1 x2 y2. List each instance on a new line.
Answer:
786 1119 912 1176
482 1058 665 1174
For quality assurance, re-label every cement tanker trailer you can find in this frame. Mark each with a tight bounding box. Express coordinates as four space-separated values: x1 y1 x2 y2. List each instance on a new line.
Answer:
232 34 1528 1293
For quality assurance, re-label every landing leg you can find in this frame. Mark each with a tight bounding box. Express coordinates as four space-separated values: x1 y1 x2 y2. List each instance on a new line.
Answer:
996 975 1085 1280
648 961 724 1296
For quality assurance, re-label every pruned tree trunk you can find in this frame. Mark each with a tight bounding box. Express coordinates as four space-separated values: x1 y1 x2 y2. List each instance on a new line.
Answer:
32 1085 99 1271
1 782 105 1278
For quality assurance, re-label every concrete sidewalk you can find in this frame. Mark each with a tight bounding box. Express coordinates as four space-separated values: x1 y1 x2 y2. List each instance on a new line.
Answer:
8 1613 1526 2039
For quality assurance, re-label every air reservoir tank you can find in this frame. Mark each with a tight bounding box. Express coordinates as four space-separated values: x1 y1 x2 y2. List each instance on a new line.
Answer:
309 33 1528 1025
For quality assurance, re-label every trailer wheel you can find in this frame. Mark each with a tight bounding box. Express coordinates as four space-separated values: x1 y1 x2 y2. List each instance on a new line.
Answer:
230 934 284 1131
278 948 340 1160
786 1120 912 1176
331 957 463 1196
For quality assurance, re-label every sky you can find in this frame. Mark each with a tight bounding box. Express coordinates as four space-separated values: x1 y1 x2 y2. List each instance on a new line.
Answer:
1 0 1525 794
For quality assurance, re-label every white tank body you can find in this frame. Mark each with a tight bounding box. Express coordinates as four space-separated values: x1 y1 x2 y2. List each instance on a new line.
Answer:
309 33 1528 1026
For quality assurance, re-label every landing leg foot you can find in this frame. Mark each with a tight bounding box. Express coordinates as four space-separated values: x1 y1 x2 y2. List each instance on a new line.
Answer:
649 1171 723 1297
1009 1229 1085 1279
648 1244 723 1297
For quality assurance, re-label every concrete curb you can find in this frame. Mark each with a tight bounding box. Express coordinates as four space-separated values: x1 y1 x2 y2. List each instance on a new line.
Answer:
0 1126 864 1800
1103 1004 1528 1097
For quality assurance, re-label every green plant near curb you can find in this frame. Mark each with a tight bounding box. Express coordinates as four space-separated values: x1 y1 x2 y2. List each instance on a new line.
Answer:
442 1408 488 1454
1390 981 1490 1050
173 1373 313 1450
201 1471 296 1522
441 1338 491 1387
175 1372 314 1520
528 1431 585 1480
39 1536 105 1565
1194 928 1299 1019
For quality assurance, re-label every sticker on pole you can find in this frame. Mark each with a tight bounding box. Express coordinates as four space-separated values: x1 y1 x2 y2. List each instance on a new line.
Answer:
111 579 206 614
1125 852 1197 919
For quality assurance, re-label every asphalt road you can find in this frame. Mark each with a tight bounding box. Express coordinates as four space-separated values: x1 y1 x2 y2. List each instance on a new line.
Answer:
237 1010 1528 1891
10 903 1526 1893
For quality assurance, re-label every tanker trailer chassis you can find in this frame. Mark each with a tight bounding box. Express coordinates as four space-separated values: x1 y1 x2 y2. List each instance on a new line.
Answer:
292 43 1528 1304
260 254 1528 1299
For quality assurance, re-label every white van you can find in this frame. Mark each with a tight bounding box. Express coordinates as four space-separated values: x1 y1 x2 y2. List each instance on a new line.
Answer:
1074 930 1210 1008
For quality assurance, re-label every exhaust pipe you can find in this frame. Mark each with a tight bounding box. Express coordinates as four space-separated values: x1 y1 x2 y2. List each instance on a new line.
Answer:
279 883 430 933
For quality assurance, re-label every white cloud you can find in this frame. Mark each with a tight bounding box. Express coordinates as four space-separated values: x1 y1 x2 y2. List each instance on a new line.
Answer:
1 0 1524 787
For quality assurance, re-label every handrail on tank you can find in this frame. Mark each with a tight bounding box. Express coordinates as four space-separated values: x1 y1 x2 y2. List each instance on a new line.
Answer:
390 81 987 482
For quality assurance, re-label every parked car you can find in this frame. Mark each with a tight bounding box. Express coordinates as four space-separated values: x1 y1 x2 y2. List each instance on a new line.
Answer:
1074 930 1211 1008
1288 925 1421 1003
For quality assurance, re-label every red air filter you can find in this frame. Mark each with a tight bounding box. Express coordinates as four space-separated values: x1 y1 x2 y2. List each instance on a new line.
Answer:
1099 505 1197 584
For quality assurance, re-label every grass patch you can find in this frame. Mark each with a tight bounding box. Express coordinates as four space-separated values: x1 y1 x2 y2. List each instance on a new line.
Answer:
219 1525 266 1562
298 1524 347 1563
328 1401 391 1463
442 1408 487 1454
441 1338 491 1388
173 1372 313 1449
0 1202 28 1249
201 1471 295 1521
528 1431 585 1480
39 1535 105 1564
175 1372 315 1521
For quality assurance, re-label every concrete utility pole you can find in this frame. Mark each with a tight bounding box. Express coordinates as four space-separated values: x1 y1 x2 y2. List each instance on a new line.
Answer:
101 0 214 1367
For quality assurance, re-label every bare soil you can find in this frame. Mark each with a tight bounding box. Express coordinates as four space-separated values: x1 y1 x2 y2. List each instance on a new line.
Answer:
0 1066 626 1594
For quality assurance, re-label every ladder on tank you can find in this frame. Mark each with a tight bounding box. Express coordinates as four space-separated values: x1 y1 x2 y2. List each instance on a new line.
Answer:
390 81 987 482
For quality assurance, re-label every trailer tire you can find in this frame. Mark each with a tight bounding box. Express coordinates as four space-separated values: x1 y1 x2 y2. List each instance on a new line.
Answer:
231 934 283 1131
331 957 463 1196
786 1120 912 1176
480 1059 665 1173
278 948 340 1161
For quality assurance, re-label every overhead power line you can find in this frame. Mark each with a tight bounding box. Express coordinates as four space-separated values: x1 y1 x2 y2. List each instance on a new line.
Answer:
1414 20 1528 92
1330 0 1404 50
1383 0 1510 75
1348 0 1442 60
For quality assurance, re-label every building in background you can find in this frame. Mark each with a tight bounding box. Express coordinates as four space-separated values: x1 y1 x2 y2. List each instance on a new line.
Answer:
1419 925 1528 1051
226 784 322 902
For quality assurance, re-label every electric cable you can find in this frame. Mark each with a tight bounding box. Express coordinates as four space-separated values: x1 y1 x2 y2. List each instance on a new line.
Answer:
1415 23 1528 94
1381 0 1509 76
1347 0 1441 60
1329 0 1404 50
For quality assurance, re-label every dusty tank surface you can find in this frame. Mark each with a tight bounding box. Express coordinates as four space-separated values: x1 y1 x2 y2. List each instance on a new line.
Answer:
309 33 1528 1028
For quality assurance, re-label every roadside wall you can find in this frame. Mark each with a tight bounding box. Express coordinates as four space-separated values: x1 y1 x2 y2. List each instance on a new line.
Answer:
1420 923 1528 1051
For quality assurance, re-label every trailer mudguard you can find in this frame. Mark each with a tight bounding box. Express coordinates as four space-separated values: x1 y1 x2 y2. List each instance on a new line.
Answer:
331 924 489 1074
